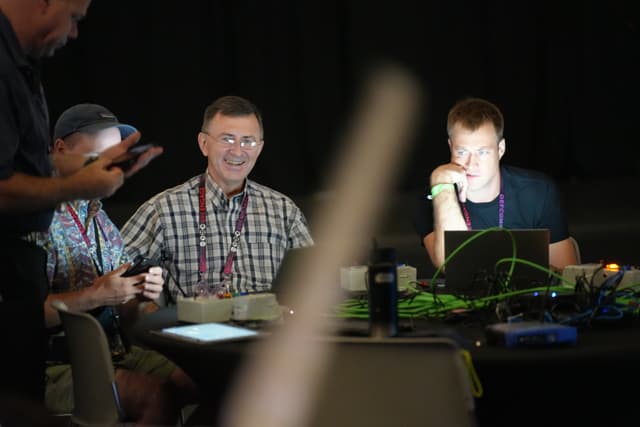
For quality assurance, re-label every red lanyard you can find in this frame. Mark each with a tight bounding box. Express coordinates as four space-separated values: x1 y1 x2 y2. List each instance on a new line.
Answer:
66 204 105 275
198 174 249 290
460 175 505 230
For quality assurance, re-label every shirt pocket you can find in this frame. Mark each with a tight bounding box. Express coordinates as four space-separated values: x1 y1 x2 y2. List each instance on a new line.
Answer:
171 242 208 293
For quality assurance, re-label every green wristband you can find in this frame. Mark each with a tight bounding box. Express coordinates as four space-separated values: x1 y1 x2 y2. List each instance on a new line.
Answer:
428 183 455 200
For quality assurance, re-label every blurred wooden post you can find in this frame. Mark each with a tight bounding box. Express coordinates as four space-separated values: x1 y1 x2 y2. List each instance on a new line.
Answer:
221 64 423 427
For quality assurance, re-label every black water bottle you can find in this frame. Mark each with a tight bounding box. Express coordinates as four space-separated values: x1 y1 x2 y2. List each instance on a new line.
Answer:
368 247 398 337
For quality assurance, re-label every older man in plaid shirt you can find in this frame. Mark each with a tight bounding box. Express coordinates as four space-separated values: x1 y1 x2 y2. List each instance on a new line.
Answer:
122 96 313 302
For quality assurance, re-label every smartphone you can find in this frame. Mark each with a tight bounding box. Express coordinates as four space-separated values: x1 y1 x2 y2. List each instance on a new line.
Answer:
110 143 156 173
121 256 155 277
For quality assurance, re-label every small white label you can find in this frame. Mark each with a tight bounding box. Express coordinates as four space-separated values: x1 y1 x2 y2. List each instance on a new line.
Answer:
374 272 395 284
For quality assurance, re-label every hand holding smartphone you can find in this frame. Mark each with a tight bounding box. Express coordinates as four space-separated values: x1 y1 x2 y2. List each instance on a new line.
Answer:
121 256 156 277
110 143 158 173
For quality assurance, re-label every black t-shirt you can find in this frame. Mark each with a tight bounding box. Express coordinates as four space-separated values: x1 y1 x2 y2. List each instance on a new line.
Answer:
0 12 53 235
413 165 570 244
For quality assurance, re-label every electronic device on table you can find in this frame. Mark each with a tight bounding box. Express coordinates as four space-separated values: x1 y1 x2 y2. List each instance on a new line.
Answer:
151 322 259 344
444 229 550 297
176 248 312 323
486 321 577 348
562 262 640 290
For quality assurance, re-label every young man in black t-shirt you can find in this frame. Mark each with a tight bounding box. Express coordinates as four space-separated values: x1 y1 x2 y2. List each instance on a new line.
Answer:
415 97 577 271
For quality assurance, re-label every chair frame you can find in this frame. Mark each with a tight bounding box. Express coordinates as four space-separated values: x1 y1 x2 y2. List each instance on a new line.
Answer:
307 336 477 427
50 300 126 426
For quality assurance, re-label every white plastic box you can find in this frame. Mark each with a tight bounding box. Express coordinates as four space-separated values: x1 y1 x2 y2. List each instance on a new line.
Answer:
340 265 417 292
176 295 233 323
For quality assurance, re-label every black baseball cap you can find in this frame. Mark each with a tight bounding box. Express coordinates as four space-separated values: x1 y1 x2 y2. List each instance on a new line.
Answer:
53 103 137 141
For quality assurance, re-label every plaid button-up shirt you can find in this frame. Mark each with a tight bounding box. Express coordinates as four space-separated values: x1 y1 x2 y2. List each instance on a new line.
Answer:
121 173 314 299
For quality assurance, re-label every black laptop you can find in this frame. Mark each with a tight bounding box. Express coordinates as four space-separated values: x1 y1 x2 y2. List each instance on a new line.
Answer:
270 246 317 306
443 229 550 297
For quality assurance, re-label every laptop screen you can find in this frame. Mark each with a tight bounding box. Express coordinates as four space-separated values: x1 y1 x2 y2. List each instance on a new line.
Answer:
443 229 550 297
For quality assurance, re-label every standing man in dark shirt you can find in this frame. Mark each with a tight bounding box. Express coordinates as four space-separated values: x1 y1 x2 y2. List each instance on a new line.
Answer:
0 0 161 409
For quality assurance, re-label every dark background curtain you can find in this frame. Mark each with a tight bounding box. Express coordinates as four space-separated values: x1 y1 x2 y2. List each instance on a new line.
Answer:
43 0 639 207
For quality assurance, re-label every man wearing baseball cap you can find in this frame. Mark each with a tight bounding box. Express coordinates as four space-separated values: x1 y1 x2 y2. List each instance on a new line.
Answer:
53 103 138 142
33 103 197 425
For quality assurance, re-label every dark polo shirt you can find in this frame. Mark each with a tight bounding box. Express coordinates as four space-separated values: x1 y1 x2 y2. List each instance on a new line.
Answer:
0 11 53 236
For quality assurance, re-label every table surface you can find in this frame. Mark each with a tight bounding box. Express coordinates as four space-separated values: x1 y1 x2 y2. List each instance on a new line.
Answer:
132 306 640 427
